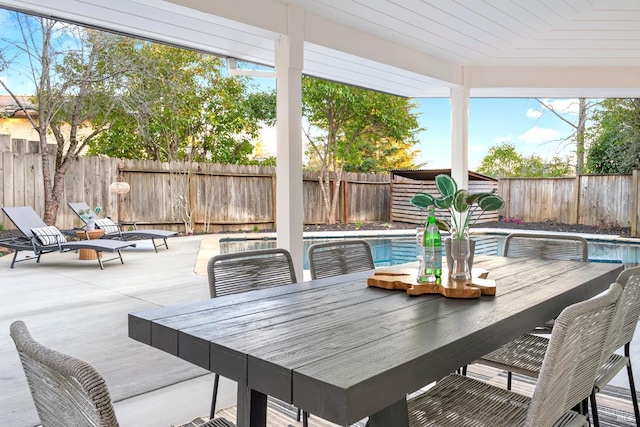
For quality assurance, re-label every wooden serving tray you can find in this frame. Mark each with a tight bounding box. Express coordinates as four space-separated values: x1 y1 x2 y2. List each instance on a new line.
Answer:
368 265 496 299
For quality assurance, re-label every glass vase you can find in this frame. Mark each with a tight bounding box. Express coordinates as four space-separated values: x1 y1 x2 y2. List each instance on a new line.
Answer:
449 228 471 281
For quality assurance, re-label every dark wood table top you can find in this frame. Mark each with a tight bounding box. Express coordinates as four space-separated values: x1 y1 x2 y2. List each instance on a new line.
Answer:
128 256 623 426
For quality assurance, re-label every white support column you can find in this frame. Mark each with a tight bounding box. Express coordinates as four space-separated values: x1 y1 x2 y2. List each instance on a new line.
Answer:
450 85 470 189
275 6 304 280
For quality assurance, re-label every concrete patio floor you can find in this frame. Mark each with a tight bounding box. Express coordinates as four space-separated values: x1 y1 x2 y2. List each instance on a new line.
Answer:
1 231 639 426
0 235 239 427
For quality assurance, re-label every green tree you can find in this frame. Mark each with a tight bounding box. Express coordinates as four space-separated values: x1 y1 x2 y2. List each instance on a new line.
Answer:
302 76 420 223
586 99 640 173
88 42 275 164
0 14 123 224
477 143 523 178
477 142 571 178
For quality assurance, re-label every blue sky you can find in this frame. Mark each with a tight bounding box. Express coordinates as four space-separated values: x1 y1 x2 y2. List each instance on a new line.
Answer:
414 97 578 170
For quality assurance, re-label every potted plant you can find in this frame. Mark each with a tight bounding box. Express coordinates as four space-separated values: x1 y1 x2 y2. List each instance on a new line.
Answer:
410 174 505 279
78 206 103 230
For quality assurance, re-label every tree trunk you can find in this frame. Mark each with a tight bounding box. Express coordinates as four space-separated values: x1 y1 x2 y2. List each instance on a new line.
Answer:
318 168 334 224
576 98 587 174
330 168 344 224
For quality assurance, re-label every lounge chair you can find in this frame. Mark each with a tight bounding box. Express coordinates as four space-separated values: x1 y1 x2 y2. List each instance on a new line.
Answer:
1 206 135 269
68 202 178 252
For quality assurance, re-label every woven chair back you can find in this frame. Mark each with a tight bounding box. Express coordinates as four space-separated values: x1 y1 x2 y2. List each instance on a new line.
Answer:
607 270 640 354
503 233 588 262
308 240 375 280
524 282 622 427
9 321 119 427
207 248 297 298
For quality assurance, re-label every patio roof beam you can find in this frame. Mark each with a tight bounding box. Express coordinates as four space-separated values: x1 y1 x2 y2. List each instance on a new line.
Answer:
450 84 470 191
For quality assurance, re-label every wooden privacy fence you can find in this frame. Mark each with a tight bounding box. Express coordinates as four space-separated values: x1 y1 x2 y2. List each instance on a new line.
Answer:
3 150 640 236
0 153 390 233
498 173 640 236
390 172 500 226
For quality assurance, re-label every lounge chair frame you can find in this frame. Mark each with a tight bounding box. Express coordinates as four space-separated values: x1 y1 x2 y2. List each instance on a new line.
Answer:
1 206 135 269
68 202 177 253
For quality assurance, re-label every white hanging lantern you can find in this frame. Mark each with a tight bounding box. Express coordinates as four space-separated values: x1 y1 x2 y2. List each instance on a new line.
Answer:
109 176 130 195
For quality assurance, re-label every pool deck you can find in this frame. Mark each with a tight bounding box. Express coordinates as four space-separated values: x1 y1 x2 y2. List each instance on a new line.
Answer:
1 230 638 426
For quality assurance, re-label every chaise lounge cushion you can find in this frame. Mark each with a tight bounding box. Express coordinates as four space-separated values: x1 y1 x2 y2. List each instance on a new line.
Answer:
94 218 120 234
31 226 67 245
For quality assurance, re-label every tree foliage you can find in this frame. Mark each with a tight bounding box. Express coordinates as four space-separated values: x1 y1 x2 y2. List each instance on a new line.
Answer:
585 99 640 174
0 13 124 224
302 76 421 223
87 41 276 164
477 142 571 178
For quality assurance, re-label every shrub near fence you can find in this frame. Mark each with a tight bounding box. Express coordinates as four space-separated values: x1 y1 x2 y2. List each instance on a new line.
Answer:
0 152 390 233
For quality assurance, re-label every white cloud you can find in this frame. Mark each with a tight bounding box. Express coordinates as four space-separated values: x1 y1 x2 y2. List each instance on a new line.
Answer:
517 127 560 144
527 109 543 119
539 98 580 115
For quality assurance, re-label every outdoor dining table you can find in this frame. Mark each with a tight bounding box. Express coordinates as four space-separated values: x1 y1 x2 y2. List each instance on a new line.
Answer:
128 255 623 427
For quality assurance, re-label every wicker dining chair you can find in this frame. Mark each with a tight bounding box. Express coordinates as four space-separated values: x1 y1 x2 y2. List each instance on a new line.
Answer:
307 239 375 280
207 248 297 298
503 232 589 261
407 282 622 427
207 248 303 423
505 232 590 336
9 320 235 427
475 267 640 427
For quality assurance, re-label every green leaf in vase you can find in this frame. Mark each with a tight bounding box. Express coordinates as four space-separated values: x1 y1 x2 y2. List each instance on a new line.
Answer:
435 174 457 198
478 195 505 211
410 193 435 209
434 195 453 209
453 189 469 213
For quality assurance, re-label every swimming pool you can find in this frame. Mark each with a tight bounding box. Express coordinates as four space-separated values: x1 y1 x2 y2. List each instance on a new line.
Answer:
220 235 640 268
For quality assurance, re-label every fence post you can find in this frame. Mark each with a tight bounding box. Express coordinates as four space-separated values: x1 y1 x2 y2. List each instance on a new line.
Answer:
573 175 581 224
342 179 349 224
271 174 277 229
632 170 638 237
502 179 510 219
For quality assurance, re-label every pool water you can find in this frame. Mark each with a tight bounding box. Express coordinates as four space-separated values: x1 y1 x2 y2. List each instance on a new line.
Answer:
220 235 639 268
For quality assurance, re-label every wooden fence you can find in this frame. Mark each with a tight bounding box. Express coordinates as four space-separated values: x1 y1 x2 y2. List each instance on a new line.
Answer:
0 153 390 233
390 174 500 226
2 149 640 236
498 174 640 236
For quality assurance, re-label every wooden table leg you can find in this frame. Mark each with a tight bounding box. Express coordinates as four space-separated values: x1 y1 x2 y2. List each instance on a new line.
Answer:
367 398 409 427
237 386 267 427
